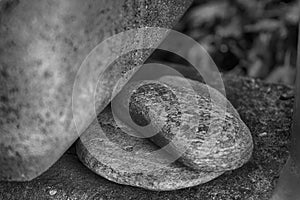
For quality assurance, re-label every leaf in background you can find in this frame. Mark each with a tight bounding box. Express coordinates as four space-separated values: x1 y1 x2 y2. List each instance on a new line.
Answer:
216 18 242 38
186 2 230 28
235 0 266 19
265 65 296 85
247 33 273 78
285 1 299 24
245 19 283 33
248 59 265 78
266 50 296 85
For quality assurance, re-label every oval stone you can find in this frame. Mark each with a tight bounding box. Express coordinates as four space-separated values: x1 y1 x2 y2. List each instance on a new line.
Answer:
77 76 253 190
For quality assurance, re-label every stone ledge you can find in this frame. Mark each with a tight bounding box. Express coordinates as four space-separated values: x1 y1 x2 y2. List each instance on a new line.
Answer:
0 74 293 200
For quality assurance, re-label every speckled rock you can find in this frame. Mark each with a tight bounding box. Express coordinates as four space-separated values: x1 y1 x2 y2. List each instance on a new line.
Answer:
76 106 224 191
111 76 253 172
0 0 192 181
76 76 253 191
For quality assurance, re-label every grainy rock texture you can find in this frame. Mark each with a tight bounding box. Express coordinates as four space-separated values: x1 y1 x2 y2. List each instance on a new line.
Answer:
76 107 224 191
110 76 253 174
0 0 192 181
0 74 293 199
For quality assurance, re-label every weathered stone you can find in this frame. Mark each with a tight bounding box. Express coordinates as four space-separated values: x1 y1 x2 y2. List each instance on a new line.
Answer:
111 76 253 173
76 76 253 190
0 0 192 181
76 106 224 191
0 74 293 199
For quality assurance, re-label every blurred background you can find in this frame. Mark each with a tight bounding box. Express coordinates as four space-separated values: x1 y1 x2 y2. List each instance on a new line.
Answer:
150 0 299 86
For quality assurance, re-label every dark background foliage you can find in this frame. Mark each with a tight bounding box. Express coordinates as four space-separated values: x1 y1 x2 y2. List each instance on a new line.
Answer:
151 0 299 85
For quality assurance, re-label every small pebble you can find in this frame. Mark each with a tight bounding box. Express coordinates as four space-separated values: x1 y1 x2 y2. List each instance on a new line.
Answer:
259 132 268 137
49 189 57 196
124 146 134 152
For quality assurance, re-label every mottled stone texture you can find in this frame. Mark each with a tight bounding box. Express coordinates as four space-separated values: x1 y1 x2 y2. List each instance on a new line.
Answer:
0 73 293 199
75 76 252 191
114 77 252 171
76 107 224 191
0 0 192 181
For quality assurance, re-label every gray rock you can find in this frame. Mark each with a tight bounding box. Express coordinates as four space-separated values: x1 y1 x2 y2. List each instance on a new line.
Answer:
76 107 223 191
76 76 253 190
0 0 192 181
112 76 253 172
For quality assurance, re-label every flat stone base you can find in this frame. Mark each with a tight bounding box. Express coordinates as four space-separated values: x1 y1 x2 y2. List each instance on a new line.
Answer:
0 74 293 200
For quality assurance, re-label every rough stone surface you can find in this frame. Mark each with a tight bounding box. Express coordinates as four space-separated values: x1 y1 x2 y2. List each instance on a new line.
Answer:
76 106 223 191
109 76 253 174
76 75 253 191
0 73 293 199
0 0 192 181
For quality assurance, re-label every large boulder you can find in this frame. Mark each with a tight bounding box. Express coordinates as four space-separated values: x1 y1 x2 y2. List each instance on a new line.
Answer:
0 0 192 181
